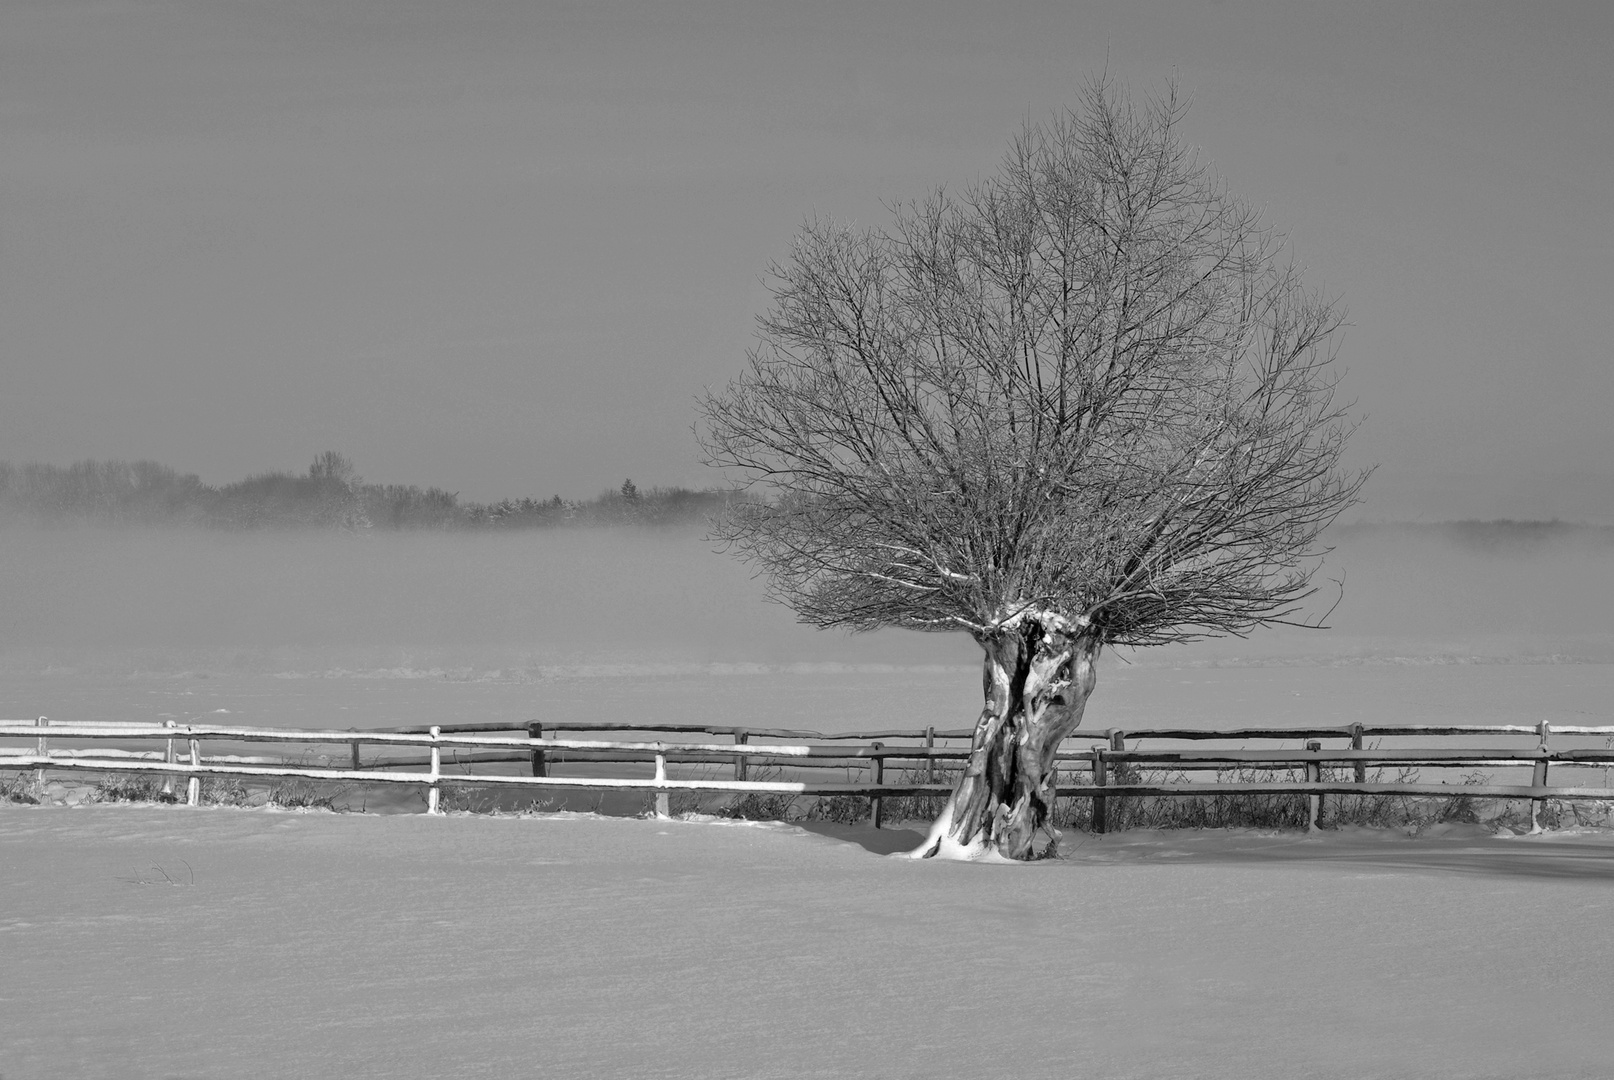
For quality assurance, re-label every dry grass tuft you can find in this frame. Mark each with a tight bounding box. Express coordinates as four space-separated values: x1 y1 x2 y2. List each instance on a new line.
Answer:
79 771 353 811
2 769 41 804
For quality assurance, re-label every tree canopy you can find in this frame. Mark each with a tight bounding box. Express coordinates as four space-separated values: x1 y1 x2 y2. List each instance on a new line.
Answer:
701 80 1366 649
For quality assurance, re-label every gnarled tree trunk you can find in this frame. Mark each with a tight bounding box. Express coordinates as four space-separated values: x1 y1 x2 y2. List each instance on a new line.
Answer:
913 610 1100 860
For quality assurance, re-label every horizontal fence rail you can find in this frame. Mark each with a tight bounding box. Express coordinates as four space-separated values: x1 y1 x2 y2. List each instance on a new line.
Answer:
6 717 1614 831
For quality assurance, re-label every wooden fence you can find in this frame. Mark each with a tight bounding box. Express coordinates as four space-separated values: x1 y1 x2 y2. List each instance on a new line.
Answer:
5 717 1614 832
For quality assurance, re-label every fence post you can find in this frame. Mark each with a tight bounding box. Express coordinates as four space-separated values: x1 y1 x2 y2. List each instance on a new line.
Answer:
187 739 201 807
1531 720 1551 833
654 750 670 819
163 719 177 799
1305 740 1322 831
527 722 547 777
1350 723 1366 784
426 726 442 815
1107 730 1128 831
1091 745 1108 834
34 716 48 788
733 730 749 782
870 743 884 829
923 726 935 785
349 728 361 772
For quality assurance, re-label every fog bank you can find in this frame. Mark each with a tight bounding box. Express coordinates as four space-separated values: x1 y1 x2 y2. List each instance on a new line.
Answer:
3 523 1611 676
0 525 972 674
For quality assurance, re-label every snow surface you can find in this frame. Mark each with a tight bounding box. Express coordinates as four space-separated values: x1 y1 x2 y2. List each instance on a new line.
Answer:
3 807 1613 1080
6 526 1614 1076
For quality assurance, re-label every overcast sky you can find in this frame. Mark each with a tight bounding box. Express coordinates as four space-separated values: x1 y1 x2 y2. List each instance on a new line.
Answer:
3 0 1609 519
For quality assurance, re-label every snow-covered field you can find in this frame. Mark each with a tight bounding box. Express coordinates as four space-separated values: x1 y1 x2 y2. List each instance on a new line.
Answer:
4 524 1614 1077
4 809 1613 1079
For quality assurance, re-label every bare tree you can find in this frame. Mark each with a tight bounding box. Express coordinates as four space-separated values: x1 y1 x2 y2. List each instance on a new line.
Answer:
699 80 1368 861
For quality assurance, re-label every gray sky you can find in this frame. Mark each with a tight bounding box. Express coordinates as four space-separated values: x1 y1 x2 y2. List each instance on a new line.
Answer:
3 0 1610 519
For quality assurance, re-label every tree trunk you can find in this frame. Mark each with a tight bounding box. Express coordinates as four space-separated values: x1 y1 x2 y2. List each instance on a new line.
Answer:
912 610 1100 861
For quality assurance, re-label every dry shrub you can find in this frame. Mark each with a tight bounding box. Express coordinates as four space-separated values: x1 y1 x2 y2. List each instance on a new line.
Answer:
2 770 40 804
1045 764 1542 833
712 767 806 821
200 777 255 806
1071 762 1313 831
267 778 351 810
877 766 961 824
438 785 498 815
92 773 180 804
664 791 707 817
719 791 805 822
81 770 349 811
803 794 869 824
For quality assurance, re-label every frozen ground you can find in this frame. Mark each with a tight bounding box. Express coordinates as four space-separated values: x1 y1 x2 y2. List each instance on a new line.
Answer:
4 524 1614 1076
3 806 1613 1080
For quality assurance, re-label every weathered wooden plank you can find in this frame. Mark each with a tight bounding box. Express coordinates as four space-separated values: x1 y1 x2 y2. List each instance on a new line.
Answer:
17 753 1614 801
1 718 159 728
1092 746 1108 834
187 739 201 806
395 720 982 741
870 743 884 828
1532 720 1551 832
526 722 547 778
162 719 177 799
0 746 1530 773
14 725 1614 777
15 734 1613 769
1305 740 1322 830
1101 748 1614 764
0 724 966 756
654 752 670 819
34 716 47 786
15 719 1614 747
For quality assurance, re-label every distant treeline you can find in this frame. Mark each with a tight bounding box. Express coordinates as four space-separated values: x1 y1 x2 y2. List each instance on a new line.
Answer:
6 458 1610 542
0 454 744 530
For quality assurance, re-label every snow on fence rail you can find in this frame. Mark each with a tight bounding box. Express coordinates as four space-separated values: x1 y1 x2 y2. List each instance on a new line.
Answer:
5 717 1614 831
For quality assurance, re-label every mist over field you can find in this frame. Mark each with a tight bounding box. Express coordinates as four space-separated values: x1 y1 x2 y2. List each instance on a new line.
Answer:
0 525 965 671
2 520 1611 735
1181 522 1614 665
4 521 1612 668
